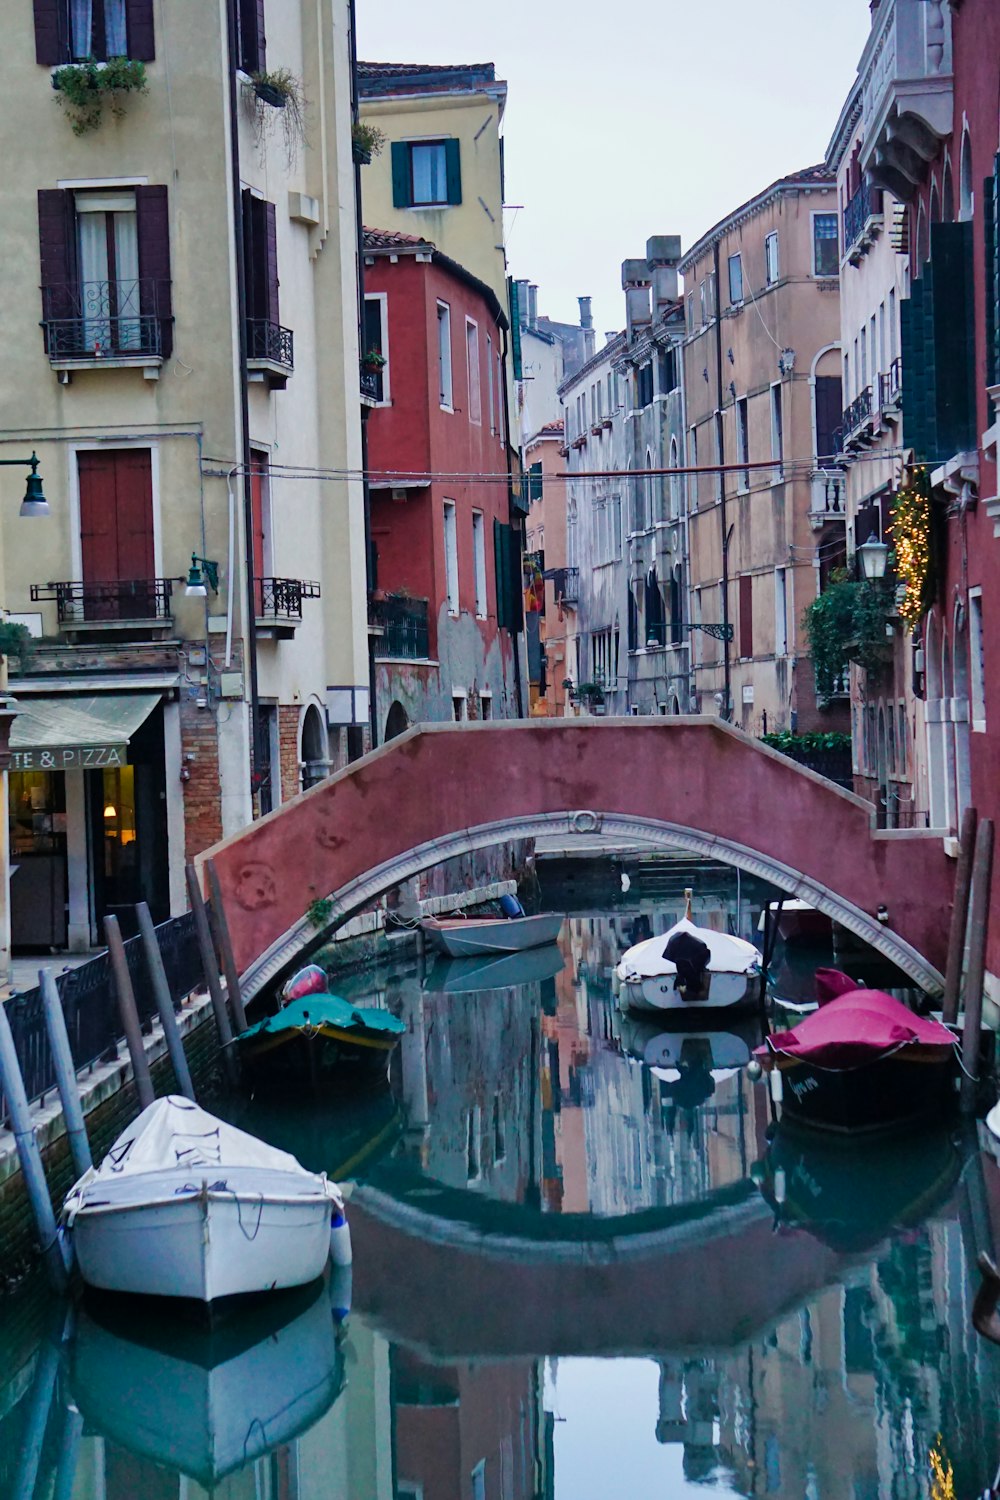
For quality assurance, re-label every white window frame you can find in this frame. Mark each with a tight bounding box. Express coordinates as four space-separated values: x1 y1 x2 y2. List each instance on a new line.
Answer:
486 332 495 434
736 397 750 492
770 381 783 480
443 499 459 614
765 231 779 286
363 291 390 405
437 300 453 410
471 508 487 618
452 691 468 722
465 316 481 425
970 586 986 731
409 140 449 208
728 252 743 306
774 566 788 657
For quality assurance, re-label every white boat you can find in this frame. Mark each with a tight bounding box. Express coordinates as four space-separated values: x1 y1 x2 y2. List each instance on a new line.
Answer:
63 1096 347 1303
424 943 565 993
615 891 762 1014
421 910 563 957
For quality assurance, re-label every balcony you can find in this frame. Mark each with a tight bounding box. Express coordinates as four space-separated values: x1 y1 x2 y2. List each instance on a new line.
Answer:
543 566 579 605
30 578 178 637
246 318 294 389
858 0 953 201
255 578 320 640
842 386 874 451
879 358 902 421
360 364 382 405
809 473 846 530
41 279 167 377
369 595 430 660
843 184 884 263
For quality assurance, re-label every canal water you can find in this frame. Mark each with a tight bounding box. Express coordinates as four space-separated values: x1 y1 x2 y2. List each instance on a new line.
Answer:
3 856 1000 1498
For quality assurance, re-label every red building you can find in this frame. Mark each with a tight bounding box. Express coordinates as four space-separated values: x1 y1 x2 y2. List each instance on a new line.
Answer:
362 229 522 739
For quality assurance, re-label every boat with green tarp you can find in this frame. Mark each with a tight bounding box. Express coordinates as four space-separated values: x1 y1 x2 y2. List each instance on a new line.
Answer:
238 967 406 1087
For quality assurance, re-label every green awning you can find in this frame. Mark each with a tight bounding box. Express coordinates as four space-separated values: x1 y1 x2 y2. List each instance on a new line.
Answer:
9 693 161 771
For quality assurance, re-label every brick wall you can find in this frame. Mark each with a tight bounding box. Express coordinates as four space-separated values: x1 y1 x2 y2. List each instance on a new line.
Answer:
278 704 301 803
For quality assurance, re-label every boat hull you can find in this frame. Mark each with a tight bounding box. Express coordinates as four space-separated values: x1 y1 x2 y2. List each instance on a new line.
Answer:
71 1169 334 1302
240 1027 398 1088
421 912 563 957
775 1055 957 1136
621 968 758 1014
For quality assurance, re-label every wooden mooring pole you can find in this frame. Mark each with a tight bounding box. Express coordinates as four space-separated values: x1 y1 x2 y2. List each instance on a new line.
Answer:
943 805 978 1024
960 817 994 1115
137 902 196 1101
205 859 248 1033
0 1000 67 1292
186 862 239 1084
104 914 154 1111
39 968 92 1182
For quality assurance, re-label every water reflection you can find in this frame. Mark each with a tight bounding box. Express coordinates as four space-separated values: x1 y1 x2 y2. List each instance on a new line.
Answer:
5 880 1000 1497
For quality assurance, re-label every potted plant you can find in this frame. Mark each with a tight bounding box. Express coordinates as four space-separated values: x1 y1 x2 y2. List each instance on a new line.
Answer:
52 57 147 135
575 681 606 713
802 568 895 699
352 120 386 165
244 69 307 169
362 348 386 372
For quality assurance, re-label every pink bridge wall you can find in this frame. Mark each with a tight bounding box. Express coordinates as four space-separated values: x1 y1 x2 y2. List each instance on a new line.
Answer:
200 720 955 983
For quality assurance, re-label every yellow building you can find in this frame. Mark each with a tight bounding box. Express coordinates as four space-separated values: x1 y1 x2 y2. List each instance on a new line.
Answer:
0 0 368 952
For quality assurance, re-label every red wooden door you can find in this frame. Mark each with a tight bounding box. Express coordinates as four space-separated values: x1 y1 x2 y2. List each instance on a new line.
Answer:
79 449 154 618
250 451 267 616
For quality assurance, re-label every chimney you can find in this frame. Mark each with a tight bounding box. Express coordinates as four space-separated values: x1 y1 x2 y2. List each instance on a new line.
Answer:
578 295 593 330
622 258 651 342
527 284 539 330
646 235 682 312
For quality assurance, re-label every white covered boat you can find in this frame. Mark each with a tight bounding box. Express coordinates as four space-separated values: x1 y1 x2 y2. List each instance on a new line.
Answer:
63 1096 347 1303
615 891 762 1014
421 910 563 957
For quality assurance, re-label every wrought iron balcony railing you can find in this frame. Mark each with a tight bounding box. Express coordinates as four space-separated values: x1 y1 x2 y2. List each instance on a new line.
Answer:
31 578 177 624
843 184 884 257
842 386 873 444
40 279 167 360
246 319 294 369
879 358 902 410
544 566 579 604
256 577 320 622
360 365 382 402
369 595 430 660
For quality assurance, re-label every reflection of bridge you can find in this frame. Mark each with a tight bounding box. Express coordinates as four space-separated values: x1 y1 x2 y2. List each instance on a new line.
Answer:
199 719 955 998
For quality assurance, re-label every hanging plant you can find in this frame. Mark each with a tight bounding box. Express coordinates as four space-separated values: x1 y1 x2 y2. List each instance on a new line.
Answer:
52 58 147 135
352 120 386 165
243 70 307 170
802 569 894 697
888 475 933 631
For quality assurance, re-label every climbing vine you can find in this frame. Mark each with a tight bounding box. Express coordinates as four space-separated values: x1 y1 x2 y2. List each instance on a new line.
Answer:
889 474 933 631
802 569 894 696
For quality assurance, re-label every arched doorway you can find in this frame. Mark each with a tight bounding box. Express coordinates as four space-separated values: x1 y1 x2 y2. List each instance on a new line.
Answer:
300 703 329 791
384 701 410 742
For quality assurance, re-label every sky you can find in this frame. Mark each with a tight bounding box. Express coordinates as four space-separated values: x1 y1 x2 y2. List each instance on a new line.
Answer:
357 0 873 336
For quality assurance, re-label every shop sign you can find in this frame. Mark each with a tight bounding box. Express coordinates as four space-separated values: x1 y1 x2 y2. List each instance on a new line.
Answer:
11 745 128 772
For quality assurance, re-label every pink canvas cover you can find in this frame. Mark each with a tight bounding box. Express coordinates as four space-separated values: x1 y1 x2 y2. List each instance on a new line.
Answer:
814 968 859 1005
756 989 956 1070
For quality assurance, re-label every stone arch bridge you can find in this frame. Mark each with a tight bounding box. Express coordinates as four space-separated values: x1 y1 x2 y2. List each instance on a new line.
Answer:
198 719 955 1000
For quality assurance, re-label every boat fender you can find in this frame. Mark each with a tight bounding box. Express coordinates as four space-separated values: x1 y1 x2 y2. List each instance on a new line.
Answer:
329 1263 353 1326
769 1069 784 1104
330 1210 353 1267
745 1058 763 1083
499 892 526 919
773 1167 787 1205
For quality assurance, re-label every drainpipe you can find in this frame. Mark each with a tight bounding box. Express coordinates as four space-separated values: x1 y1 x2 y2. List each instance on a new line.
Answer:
224 0 264 802
712 238 732 721
500 318 525 717
348 0 379 751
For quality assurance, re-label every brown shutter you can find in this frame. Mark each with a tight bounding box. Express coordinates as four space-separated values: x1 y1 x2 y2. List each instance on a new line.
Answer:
242 187 259 320
124 0 155 60
738 574 753 659
37 189 78 349
114 450 155 580
135 185 172 359
33 0 66 64
263 201 279 324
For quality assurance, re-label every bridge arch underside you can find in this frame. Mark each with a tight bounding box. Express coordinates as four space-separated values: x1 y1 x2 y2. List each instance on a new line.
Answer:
242 810 944 1001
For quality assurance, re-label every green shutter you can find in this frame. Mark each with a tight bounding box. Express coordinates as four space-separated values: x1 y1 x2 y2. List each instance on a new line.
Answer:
445 139 462 205
391 142 411 208
529 462 543 503
508 276 522 380
493 520 523 632
985 155 1000 388
494 518 509 630
930 222 975 457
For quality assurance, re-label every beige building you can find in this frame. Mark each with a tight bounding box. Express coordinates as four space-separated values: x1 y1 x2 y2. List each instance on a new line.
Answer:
524 420 576 716
0 0 368 952
679 169 847 736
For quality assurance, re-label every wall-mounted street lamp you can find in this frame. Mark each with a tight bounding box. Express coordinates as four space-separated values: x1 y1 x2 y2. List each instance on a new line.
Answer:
857 533 889 582
0 452 49 518
185 554 220 597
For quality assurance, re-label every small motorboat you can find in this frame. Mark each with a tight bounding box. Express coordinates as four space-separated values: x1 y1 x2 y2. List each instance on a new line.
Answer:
423 943 565 994
421 893 562 958
70 1278 345 1487
63 1096 348 1303
759 898 833 947
615 889 762 1014
238 966 406 1086
752 987 958 1135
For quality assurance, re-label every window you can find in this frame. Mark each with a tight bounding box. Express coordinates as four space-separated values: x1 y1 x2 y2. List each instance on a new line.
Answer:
610 494 622 560
765 231 779 286
453 693 468 722
669 437 681 518
657 348 676 396
689 426 698 508
813 213 839 277
466 319 481 424
34 0 155 64
249 449 272 616
443 500 459 613
736 397 750 490
770 383 783 478
486 333 495 433
970 587 986 729
76 191 140 352
728 252 743 305
860 324 868 389
480 692 493 721
739 574 754 659
237 0 265 72
715 411 724 501
242 191 288 368
687 292 695 331
471 1461 486 1500
363 293 388 403
392 139 461 208
437 302 453 408
888 288 897 361
636 363 654 408
775 567 788 656
472 510 487 617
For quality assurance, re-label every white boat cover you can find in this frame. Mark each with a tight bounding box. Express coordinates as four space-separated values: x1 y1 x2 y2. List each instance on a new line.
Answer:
65 1096 344 1213
617 916 761 982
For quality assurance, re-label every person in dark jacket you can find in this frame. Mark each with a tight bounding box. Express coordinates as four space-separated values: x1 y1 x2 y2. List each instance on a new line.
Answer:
664 930 711 999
